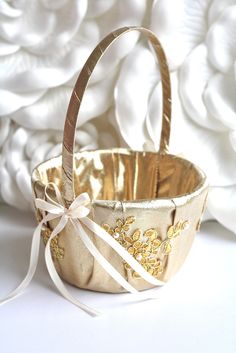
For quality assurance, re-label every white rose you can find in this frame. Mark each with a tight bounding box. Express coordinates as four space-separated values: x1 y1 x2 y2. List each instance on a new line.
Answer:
0 0 147 208
115 0 236 234
0 121 99 209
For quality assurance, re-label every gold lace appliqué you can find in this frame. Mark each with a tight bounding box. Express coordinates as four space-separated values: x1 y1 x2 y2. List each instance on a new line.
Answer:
42 227 65 260
102 216 189 279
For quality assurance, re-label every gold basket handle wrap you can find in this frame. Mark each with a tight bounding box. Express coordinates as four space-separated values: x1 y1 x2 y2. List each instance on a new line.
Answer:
62 26 172 203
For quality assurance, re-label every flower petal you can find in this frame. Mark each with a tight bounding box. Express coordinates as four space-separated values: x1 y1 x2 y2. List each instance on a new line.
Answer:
204 72 236 130
0 166 30 210
0 0 87 53
9 70 116 129
229 130 236 152
173 114 236 187
86 0 116 18
206 5 236 73
208 185 236 234
0 89 45 115
148 72 236 186
115 44 159 149
151 0 210 68
179 44 226 132
0 118 10 148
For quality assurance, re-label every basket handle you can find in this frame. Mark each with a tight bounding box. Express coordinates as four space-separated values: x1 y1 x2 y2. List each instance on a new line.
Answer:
62 26 172 203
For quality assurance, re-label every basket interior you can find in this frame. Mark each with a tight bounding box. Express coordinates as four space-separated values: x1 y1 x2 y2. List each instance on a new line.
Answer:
32 149 206 201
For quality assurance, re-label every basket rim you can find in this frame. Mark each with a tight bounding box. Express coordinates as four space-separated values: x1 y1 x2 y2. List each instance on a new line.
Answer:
31 148 208 206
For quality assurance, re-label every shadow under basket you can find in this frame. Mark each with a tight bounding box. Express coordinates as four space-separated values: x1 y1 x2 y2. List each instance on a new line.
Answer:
32 148 208 293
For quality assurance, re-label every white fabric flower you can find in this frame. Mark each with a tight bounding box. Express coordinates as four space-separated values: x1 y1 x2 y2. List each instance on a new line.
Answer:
152 0 236 234
0 0 147 208
0 0 146 121
115 0 236 234
0 121 98 209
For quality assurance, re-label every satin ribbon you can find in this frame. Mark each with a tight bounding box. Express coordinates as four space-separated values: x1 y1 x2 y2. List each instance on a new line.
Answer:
0 183 164 316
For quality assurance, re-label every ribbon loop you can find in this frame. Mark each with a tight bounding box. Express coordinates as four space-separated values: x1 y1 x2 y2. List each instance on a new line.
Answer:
35 198 64 214
1 183 164 316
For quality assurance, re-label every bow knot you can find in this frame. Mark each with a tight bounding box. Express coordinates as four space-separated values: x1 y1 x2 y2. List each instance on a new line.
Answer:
64 193 91 219
35 187 91 220
1 183 164 317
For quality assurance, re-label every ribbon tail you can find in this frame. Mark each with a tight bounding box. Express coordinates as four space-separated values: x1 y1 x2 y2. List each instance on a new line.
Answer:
81 217 165 287
0 219 43 305
72 219 159 302
44 216 101 317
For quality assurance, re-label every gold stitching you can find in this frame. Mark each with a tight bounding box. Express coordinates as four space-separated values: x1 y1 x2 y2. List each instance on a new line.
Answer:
41 227 65 260
102 217 189 279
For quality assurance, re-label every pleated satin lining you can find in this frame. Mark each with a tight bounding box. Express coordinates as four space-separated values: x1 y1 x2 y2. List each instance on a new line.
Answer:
32 148 206 202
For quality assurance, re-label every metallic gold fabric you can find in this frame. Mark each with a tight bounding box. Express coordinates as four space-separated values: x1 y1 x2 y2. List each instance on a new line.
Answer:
33 149 205 201
32 148 208 293
62 26 171 203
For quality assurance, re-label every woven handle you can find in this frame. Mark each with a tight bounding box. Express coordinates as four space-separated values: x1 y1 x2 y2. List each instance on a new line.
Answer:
62 26 171 203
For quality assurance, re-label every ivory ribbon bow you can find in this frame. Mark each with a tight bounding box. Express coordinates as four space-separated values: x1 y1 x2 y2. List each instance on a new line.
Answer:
0 183 164 316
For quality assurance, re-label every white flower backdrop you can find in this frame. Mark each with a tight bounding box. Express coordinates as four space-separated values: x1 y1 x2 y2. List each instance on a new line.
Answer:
0 0 235 234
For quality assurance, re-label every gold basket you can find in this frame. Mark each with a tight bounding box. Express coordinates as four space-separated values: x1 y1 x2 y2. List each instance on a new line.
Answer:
31 27 208 295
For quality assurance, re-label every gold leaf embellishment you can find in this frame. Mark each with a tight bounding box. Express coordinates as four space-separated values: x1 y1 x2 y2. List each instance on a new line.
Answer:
101 217 189 279
41 227 65 260
167 220 189 239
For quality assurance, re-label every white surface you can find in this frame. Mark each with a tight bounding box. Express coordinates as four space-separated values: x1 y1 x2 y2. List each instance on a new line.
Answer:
0 203 235 353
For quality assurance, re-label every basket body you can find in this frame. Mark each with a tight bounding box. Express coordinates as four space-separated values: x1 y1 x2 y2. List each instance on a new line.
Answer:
31 26 208 295
32 148 208 293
